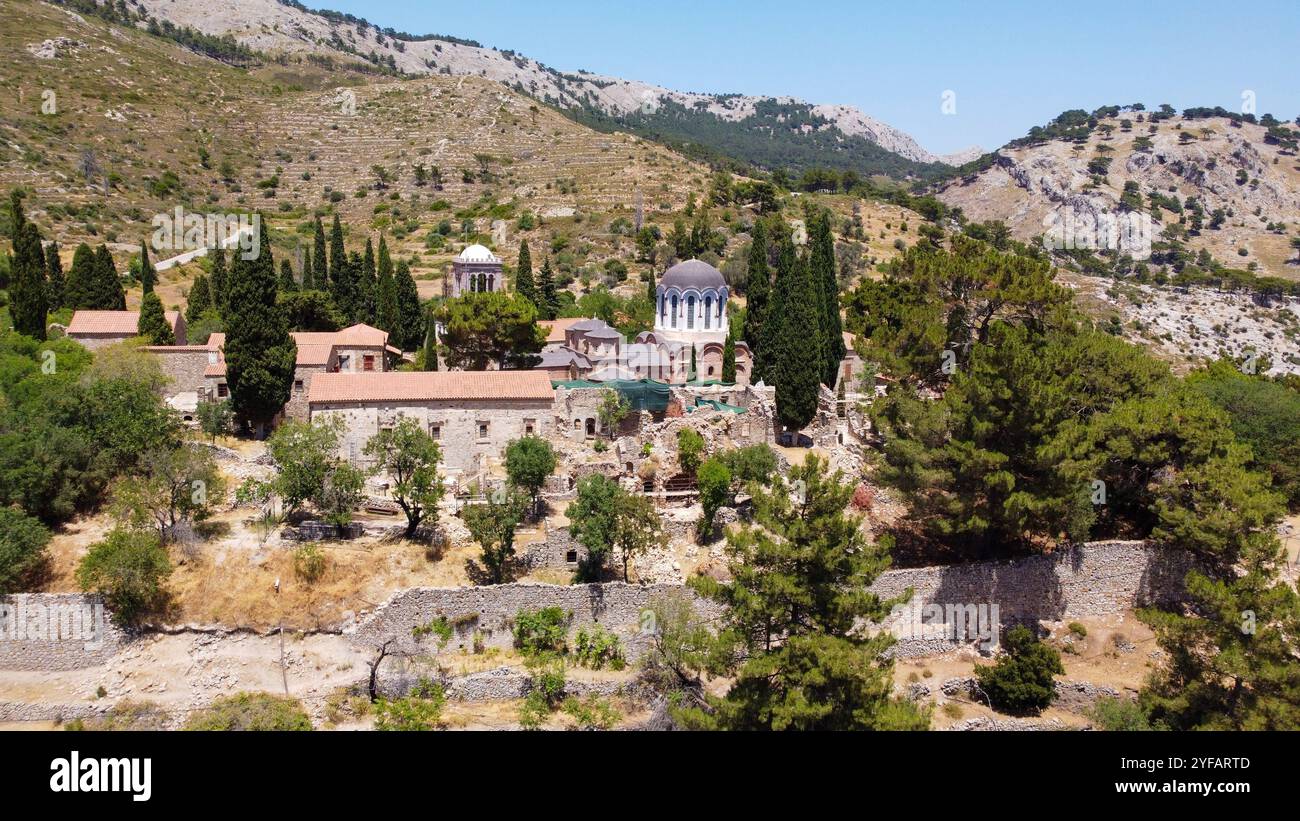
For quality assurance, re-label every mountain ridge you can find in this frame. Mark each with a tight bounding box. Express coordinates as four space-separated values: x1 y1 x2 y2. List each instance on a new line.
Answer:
120 0 978 171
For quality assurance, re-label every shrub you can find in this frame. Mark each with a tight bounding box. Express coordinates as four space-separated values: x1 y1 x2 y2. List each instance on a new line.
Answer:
1087 696 1154 731
574 626 625 670
512 607 569 655
76 528 171 626
676 428 705 476
518 658 566 730
0 508 50 593
975 625 1064 714
374 679 446 731
292 543 326 583
562 695 621 730
1067 622 1088 638
184 693 312 731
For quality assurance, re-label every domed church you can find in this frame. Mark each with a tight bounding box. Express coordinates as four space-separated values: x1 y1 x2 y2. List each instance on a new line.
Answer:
445 244 504 297
641 259 752 384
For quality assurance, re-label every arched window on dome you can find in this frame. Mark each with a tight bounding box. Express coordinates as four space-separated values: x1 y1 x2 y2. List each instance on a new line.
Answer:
670 294 678 328
659 293 665 322
686 295 696 329
704 295 713 329
488 274 495 292
717 297 724 319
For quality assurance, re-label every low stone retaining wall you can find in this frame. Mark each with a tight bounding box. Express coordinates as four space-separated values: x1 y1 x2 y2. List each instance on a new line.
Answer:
0 594 124 671
347 583 723 662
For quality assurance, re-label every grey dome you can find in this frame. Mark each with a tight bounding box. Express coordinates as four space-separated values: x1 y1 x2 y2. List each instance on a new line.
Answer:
660 259 725 291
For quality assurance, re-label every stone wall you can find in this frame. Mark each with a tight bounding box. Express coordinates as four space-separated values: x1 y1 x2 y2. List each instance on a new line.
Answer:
348 540 1195 663
312 397 552 473
873 540 1196 655
0 594 125 671
149 347 212 398
346 582 723 662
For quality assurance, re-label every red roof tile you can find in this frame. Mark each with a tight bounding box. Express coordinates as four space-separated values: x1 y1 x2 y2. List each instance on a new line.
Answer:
308 370 554 404
67 310 180 336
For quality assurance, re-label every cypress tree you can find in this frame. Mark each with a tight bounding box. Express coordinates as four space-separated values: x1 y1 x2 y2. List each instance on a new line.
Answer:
755 226 792 384
394 259 422 352
138 241 156 294
6 188 25 248
312 218 327 288
743 218 770 364
357 237 376 323
722 334 737 383
209 246 228 312
137 290 173 345
646 267 656 305
538 256 558 321
278 258 298 292
770 241 823 434
65 242 95 309
10 222 48 340
375 236 398 334
301 246 315 291
223 223 296 437
348 250 371 324
186 273 213 322
44 240 64 311
421 308 439 371
93 245 125 310
328 215 349 318
515 240 535 304
810 210 844 387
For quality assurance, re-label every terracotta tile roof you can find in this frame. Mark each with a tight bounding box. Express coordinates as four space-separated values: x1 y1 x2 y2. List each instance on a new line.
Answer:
308 370 555 404
539 318 583 344
295 344 333 366
67 310 180 336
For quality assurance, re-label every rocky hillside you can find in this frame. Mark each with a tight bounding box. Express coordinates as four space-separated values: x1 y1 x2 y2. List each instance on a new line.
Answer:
938 110 1300 278
122 0 973 175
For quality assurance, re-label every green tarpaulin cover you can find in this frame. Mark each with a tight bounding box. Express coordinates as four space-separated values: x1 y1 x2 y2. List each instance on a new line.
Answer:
552 379 674 412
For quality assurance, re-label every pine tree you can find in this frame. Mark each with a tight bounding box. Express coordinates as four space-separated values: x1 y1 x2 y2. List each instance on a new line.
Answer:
394 259 422 352
186 273 213 323
223 223 297 437
328 215 349 319
278 258 298 292
538 256 559 321
515 240 535 304
137 290 173 345
743 218 771 377
770 237 822 434
64 242 95 308
10 222 48 340
722 334 737 383
301 246 315 291
92 245 125 310
209 246 228 313
810 210 844 386
44 240 64 311
421 308 439 371
138 241 156 294
682 455 928 730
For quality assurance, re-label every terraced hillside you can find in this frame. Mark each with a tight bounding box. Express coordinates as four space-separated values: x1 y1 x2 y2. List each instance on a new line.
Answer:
939 111 1300 279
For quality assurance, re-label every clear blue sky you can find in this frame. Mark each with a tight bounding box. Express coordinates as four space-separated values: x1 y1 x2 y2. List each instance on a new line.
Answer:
321 0 1300 155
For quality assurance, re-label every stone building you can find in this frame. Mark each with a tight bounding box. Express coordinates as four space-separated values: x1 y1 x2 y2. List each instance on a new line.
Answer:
444 244 503 298
654 259 730 346
306 370 555 475
150 323 401 422
66 309 186 350
536 314 752 386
